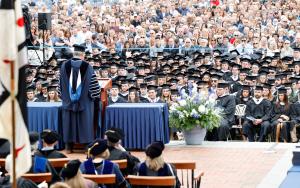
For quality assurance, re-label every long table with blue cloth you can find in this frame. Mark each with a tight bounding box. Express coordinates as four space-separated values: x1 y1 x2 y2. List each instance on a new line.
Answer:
105 103 170 150
27 102 64 149
27 102 102 149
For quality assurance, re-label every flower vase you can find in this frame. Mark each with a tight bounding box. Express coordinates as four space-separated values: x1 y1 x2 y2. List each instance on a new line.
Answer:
183 126 207 145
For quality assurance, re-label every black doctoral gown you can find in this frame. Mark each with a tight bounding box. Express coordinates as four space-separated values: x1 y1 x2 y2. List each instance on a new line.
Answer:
245 99 271 121
107 146 140 175
34 149 67 159
59 58 100 144
216 94 236 125
270 103 291 123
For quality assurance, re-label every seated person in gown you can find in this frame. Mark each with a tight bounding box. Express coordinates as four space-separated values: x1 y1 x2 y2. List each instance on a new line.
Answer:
79 139 128 187
28 132 61 183
136 141 181 188
105 128 140 175
35 129 67 159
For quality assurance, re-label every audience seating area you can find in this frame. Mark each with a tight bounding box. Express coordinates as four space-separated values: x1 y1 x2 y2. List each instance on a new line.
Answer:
0 157 204 187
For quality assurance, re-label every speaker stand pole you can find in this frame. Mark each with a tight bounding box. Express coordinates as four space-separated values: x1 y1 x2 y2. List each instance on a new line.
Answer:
42 29 45 64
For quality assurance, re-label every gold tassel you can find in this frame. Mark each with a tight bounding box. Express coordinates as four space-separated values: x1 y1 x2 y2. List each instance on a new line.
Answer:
88 142 99 158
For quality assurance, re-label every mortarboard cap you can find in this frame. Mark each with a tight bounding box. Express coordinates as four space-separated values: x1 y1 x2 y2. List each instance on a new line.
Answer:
87 139 108 157
139 83 147 89
278 87 287 94
73 44 86 52
47 85 57 92
26 85 35 92
242 85 251 91
145 141 165 159
246 75 258 81
293 47 300 52
161 84 170 90
217 82 229 88
254 85 263 91
111 83 120 89
61 160 81 179
170 89 179 95
41 129 60 144
147 85 158 91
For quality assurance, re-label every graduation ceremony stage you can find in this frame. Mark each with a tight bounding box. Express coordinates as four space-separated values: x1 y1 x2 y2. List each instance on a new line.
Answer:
65 141 296 188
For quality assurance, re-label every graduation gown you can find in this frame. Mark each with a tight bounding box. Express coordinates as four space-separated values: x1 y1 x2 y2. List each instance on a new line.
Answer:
107 146 140 175
108 96 127 105
59 58 100 144
243 98 272 142
270 103 291 123
222 71 232 81
28 156 61 183
34 149 67 174
35 93 47 102
214 94 236 141
139 96 149 103
216 94 236 125
244 99 271 121
80 159 127 187
119 92 128 101
146 97 164 103
231 81 243 93
34 149 67 159
137 162 181 188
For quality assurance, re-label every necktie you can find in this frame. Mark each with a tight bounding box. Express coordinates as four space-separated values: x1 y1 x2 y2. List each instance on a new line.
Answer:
72 68 79 94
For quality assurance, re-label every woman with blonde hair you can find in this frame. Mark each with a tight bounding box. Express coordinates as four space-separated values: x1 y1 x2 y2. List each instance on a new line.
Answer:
160 84 172 106
137 141 181 188
61 160 97 188
80 139 128 188
47 86 61 102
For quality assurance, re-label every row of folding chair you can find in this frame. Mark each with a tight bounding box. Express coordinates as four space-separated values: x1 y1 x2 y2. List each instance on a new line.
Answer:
0 158 204 187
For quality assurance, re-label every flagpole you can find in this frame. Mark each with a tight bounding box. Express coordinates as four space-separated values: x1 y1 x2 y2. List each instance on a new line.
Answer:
10 60 17 188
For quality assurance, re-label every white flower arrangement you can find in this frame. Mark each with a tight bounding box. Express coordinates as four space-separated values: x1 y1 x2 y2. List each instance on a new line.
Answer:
169 92 223 131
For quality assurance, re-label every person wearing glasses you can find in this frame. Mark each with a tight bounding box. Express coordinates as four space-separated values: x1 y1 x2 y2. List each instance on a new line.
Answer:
77 24 92 44
236 36 254 55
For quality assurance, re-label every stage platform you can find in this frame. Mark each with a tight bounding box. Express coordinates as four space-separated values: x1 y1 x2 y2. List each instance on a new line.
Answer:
65 141 297 188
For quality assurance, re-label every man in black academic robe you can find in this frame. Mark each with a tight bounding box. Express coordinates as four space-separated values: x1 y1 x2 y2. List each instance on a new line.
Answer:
146 85 163 103
59 45 100 153
243 86 272 142
215 82 236 141
108 83 127 105
139 83 148 103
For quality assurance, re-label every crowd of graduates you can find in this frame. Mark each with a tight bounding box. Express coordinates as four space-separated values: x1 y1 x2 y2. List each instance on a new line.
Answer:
24 0 300 143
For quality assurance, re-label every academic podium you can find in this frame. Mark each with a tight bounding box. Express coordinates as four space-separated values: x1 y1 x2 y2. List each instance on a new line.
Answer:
98 78 112 113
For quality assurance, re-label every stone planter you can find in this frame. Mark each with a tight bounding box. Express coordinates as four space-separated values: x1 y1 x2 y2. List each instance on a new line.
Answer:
183 126 207 145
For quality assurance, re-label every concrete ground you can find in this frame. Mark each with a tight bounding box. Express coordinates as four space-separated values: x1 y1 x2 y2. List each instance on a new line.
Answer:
65 141 298 188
